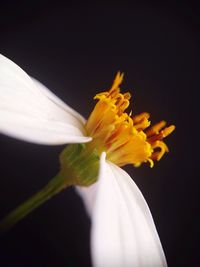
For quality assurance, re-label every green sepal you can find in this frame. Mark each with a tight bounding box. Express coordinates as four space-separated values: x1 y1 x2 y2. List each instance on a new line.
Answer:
59 143 100 187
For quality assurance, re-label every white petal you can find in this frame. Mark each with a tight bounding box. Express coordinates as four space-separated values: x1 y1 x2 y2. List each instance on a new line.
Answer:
0 54 91 144
76 180 99 216
77 153 167 267
32 77 86 125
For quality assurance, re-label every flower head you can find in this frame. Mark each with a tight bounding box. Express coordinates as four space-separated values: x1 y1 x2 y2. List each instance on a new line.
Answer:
86 72 174 168
0 54 175 267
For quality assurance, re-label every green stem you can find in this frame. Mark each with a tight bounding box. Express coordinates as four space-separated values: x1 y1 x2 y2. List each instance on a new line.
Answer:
0 172 70 234
0 143 100 234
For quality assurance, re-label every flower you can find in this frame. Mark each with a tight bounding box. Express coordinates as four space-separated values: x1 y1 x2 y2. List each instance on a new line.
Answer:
0 54 174 267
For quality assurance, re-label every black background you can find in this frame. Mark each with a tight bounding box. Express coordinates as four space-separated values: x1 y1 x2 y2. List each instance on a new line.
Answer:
0 1 199 266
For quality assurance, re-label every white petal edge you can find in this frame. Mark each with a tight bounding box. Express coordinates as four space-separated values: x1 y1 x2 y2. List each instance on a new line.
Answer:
0 54 91 144
32 77 86 125
77 153 167 267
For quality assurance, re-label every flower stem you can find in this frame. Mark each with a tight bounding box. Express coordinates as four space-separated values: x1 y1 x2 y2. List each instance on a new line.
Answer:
0 173 70 234
0 143 100 234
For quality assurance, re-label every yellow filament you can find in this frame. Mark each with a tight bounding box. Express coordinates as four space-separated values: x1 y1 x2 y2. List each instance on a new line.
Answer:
86 72 175 167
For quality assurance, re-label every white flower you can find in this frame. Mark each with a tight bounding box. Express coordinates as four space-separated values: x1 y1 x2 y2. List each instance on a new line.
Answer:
0 54 173 267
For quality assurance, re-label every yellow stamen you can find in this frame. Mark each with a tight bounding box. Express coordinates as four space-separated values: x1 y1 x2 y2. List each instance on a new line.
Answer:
86 72 175 167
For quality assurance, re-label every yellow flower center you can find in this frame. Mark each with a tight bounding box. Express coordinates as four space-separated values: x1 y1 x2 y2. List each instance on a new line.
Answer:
85 72 175 167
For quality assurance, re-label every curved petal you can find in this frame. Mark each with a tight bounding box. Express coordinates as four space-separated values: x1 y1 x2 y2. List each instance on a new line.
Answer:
0 54 91 144
77 153 167 267
32 77 86 125
76 179 99 216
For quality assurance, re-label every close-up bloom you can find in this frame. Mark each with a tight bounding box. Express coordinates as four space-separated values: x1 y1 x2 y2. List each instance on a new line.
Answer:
0 54 175 267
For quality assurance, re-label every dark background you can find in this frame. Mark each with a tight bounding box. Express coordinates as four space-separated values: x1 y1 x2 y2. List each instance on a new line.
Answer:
0 1 199 266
